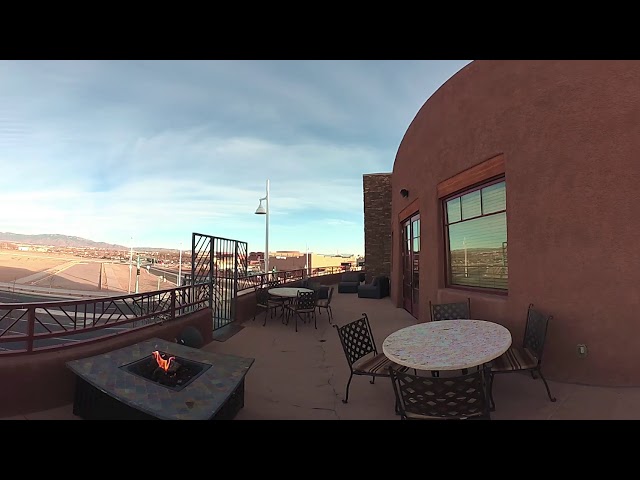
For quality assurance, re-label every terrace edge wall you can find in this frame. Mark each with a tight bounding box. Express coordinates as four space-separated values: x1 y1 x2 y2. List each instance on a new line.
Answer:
391 60 640 386
0 308 213 418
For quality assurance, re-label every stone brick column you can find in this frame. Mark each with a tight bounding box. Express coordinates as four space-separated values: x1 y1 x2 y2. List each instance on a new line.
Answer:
363 173 392 284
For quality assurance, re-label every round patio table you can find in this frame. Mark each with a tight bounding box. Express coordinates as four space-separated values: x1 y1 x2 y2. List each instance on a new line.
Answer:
267 287 313 298
382 319 512 371
268 287 315 322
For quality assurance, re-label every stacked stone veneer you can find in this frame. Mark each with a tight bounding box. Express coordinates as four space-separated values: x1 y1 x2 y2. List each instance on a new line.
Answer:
363 173 392 284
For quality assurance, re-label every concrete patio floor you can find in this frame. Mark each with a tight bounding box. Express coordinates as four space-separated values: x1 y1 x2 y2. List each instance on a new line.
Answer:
7 286 640 420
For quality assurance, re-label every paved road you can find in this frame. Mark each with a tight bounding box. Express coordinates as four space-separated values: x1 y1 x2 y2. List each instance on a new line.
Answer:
15 260 82 285
0 291 72 304
0 281 114 299
147 266 180 285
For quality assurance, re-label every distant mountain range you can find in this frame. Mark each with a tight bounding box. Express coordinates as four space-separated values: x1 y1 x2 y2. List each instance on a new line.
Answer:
0 232 127 250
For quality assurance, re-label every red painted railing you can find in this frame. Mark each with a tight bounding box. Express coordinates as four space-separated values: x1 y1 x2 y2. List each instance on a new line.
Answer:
0 283 211 356
237 266 362 293
0 266 361 356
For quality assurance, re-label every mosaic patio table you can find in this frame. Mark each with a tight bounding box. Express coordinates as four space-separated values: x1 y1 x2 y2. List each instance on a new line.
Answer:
382 320 512 371
66 337 254 420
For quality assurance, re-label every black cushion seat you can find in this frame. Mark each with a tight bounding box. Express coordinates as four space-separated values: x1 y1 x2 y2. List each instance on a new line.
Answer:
353 353 406 375
338 272 363 294
491 347 537 371
358 276 390 299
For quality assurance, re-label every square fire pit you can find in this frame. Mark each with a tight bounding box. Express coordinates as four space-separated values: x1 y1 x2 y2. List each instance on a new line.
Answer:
66 338 254 420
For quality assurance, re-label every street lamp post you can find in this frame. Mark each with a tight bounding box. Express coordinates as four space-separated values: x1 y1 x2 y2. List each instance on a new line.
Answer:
255 179 270 277
463 236 468 278
178 241 183 287
305 242 309 278
135 255 141 294
128 237 133 294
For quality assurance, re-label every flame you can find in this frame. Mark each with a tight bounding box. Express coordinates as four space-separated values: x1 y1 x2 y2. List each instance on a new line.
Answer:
152 350 175 372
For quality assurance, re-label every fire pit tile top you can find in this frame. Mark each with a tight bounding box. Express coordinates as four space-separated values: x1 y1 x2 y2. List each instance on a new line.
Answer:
66 338 254 420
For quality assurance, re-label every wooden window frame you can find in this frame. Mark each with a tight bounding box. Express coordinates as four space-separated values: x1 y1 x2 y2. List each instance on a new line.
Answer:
442 175 508 295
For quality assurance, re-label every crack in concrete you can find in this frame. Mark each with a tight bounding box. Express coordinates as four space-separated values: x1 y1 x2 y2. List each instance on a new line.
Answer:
317 326 341 420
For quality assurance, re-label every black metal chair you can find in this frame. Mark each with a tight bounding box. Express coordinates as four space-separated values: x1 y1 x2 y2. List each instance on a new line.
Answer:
428 298 471 376
429 298 471 321
333 313 407 404
316 286 334 323
389 364 492 420
265 279 288 315
253 287 281 326
284 290 317 332
489 303 556 410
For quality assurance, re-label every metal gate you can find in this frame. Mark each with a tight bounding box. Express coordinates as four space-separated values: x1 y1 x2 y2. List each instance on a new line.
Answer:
191 232 248 330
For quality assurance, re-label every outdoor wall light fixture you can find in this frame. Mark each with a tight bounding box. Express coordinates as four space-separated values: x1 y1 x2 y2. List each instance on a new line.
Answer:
400 189 409 198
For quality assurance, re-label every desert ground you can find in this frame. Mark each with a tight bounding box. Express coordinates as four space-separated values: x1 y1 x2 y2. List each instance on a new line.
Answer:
0 251 74 283
103 262 176 294
0 250 174 296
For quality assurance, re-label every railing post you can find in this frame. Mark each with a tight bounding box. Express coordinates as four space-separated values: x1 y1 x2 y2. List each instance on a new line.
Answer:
170 289 176 320
27 306 35 353
230 242 237 321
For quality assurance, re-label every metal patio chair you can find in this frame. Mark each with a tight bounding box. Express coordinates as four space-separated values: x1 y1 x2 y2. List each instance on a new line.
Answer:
489 303 556 410
284 290 317 332
389 364 491 420
333 313 407 404
316 286 334 323
429 298 471 321
429 298 471 375
266 278 289 314
253 287 281 326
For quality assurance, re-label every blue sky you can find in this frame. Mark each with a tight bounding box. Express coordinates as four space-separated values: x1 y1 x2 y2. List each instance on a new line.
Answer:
0 60 470 254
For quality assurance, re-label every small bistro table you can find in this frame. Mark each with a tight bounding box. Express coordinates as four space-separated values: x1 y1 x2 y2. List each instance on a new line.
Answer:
267 287 314 298
382 320 512 372
267 287 314 320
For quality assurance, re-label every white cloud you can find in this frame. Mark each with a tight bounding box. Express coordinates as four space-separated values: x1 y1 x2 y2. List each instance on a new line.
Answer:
0 60 470 252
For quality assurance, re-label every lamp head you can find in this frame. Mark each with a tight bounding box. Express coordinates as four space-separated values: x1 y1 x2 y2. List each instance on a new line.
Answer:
255 198 267 215
400 189 409 198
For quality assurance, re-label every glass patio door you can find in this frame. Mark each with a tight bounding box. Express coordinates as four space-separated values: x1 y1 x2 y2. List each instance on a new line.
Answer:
401 213 420 318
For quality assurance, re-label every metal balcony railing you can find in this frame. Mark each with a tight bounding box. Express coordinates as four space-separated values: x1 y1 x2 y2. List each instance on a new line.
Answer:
0 283 211 355
0 265 361 355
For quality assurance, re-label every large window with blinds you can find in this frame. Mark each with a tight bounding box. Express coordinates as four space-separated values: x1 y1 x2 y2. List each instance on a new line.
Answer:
444 178 507 291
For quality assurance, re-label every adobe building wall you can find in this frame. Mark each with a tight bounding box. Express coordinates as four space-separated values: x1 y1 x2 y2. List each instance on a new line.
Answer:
391 60 640 386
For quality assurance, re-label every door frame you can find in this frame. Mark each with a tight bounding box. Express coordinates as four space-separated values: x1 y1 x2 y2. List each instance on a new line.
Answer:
400 212 420 318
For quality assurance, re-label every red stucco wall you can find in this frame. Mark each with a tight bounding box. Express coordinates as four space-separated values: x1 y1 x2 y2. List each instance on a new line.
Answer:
391 60 640 386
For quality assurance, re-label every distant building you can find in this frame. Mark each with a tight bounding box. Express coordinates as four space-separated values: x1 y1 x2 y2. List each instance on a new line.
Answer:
272 250 302 258
248 252 264 262
310 253 356 270
268 251 307 272
267 251 357 273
